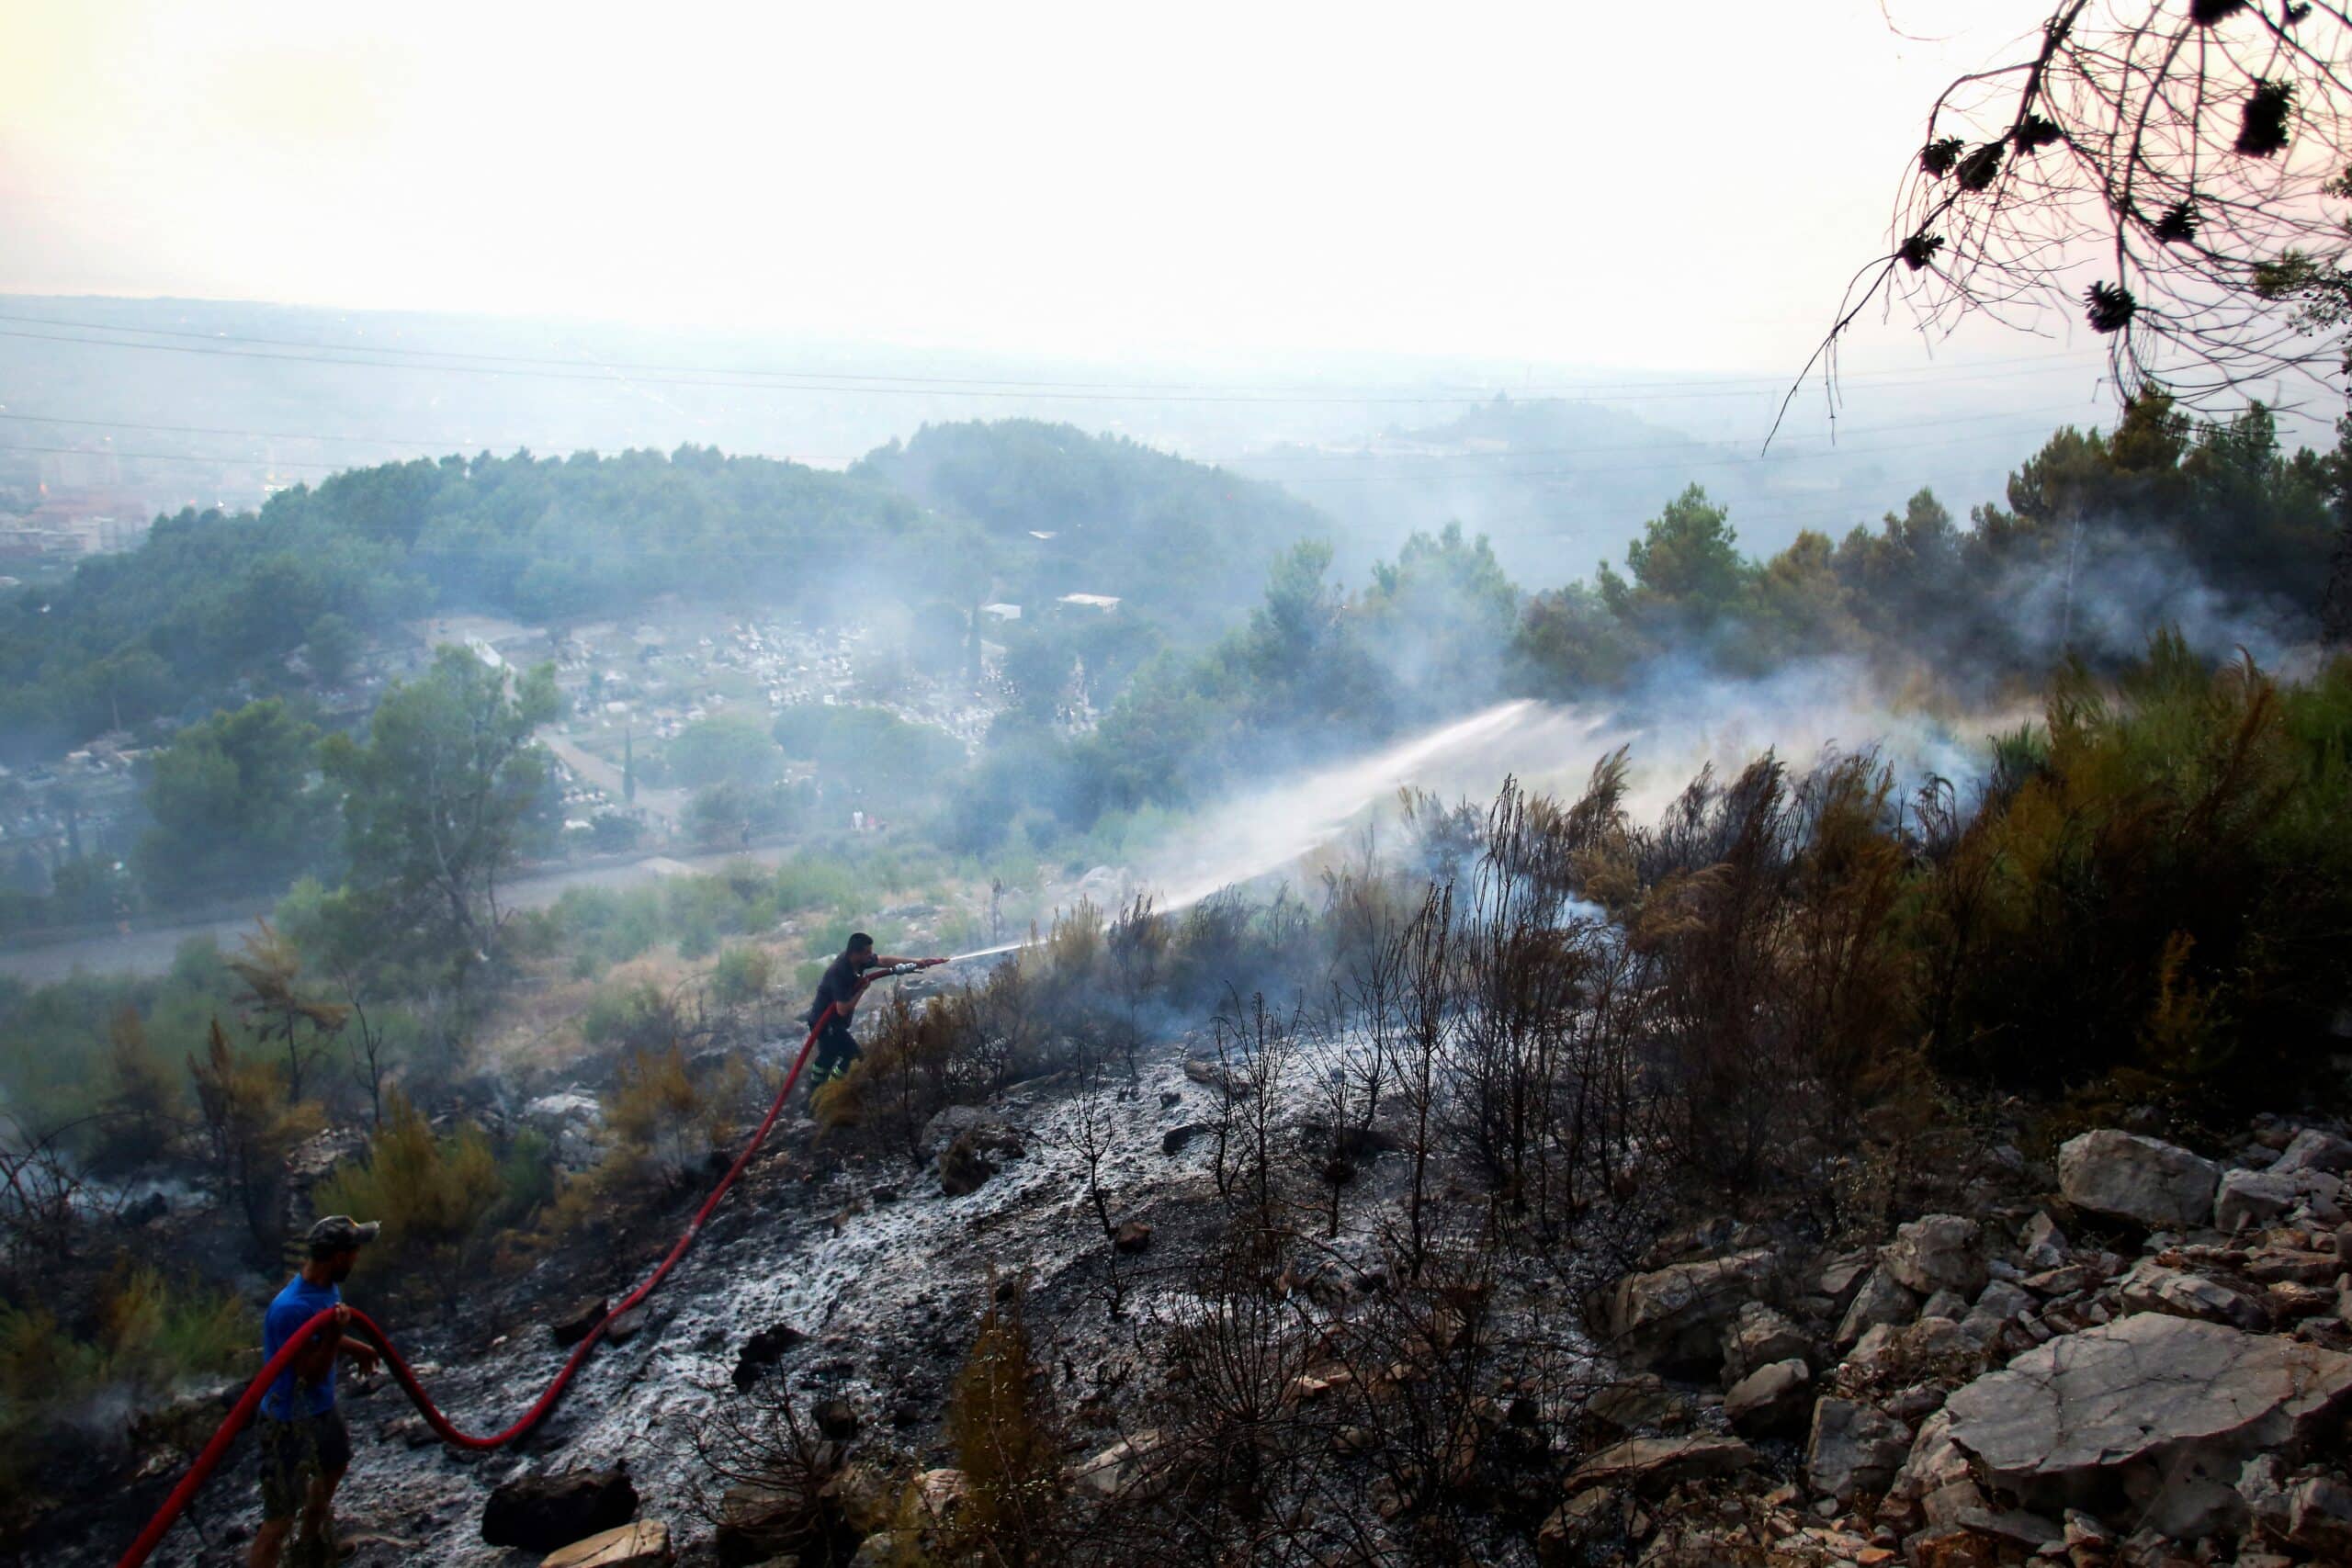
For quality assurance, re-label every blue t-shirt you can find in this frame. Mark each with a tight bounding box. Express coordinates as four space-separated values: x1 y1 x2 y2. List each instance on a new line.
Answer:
260 1274 341 1419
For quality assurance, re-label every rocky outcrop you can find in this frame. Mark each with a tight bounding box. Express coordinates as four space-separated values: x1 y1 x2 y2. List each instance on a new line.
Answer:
1939 1314 2352 1538
524 1089 605 1173
2056 1129 2220 1229
1587 1122 2352 1565
483 1469 639 1553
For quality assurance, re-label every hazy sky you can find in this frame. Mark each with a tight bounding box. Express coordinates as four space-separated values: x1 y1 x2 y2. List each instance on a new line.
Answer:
2 1 2064 371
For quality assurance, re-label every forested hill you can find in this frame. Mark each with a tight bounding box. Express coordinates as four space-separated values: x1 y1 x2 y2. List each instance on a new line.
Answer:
851 420 1322 616
0 428 1319 758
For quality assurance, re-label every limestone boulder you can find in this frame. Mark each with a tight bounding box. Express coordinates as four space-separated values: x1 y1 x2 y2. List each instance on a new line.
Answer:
1883 1214 1987 1299
1939 1314 2352 1540
1723 1358 1810 1436
1536 1488 1615 1564
1720 1300 1810 1383
2280 1476 2352 1559
1584 1371 1689 1432
920 1104 1024 1161
2272 1127 2352 1176
1805 1396 1912 1503
2019 1212 2069 1270
715 1480 857 1567
1074 1429 1170 1499
2056 1129 2220 1230
1884 1409 1981 1527
1835 1265 1920 1348
540 1520 671 1568
1840 1315 1980 1390
483 1470 639 1554
1566 1433 1758 1495
2216 1166 2344 1234
2115 1259 2269 1331
524 1090 605 1172
1604 1248 1776 1370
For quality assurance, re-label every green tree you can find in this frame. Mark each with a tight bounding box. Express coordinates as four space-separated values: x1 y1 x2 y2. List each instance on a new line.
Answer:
1610 485 1750 630
667 712 784 790
227 919 348 1105
1362 521 1520 702
304 613 357 685
135 699 333 906
319 648 560 979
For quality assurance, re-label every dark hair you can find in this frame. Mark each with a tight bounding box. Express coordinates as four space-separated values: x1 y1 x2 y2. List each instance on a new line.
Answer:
847 931 875 953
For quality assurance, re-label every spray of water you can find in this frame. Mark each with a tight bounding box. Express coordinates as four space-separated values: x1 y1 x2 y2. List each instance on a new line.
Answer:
942 662 2025 967
1142 698 1563 910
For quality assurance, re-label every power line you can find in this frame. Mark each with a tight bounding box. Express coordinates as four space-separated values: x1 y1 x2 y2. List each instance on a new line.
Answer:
0 417 2076 489
0 321 2118 406
0 397 2107 471
0 308 2109 399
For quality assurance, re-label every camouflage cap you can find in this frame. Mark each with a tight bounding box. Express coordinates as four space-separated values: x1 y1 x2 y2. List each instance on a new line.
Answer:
306 1214 381 1255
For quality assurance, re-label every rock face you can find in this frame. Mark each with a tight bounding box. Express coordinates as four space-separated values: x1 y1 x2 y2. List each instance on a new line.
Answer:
540 1519 671 1568
1882 1214 1987 1298
525 1089 605 1172
2056 1129 2220 1230
1940 1314 2352 1538
1806 1397 1912 1503
482 1469 639 1553
1604 1248 1776 1371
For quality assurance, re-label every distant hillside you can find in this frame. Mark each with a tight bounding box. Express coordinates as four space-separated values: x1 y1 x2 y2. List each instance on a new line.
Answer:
851 419 1327 621
0 427 1328 757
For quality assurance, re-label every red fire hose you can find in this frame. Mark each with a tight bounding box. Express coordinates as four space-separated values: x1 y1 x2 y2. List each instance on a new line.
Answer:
115 968 915 1568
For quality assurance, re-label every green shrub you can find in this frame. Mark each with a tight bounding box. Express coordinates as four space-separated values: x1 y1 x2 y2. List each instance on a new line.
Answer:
711 946 776 1007
311 1092 500 1265
581 981 680 1054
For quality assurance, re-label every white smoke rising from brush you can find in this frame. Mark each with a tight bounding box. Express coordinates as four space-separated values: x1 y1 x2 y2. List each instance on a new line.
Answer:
1129 658 2031 908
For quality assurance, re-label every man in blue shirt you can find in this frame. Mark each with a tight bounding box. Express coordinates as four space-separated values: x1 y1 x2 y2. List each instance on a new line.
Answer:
252 1214 380 1568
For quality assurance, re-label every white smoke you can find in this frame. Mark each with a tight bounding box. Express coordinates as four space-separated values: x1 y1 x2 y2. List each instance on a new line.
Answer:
1125 659 2030 906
